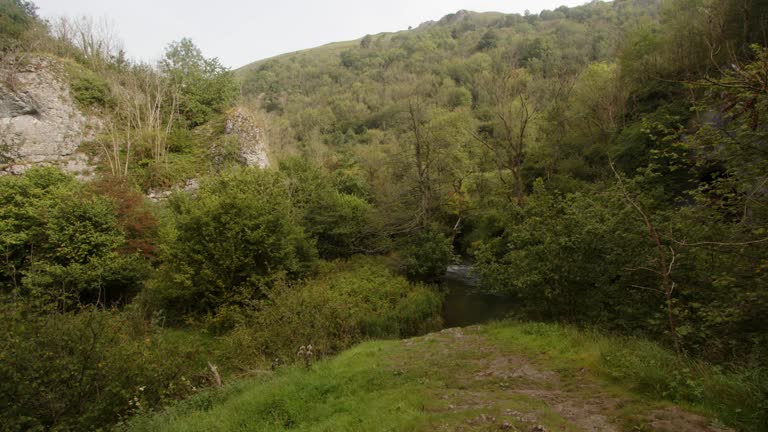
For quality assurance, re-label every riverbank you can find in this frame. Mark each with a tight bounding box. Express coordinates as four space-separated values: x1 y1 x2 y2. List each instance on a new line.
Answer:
125 321 763 431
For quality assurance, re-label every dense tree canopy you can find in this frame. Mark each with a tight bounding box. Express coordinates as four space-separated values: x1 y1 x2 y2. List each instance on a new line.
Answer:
237 0 768 366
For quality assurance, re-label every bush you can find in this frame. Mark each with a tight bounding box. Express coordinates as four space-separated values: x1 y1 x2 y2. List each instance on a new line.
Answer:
473 184 651 324
227 256 443 359
70 72 112 108
147 167 317 321
0 167 150 306
305 191 375 259
399 225 455 281
24 253 150 307
0 0 37 53
89 176 159 259
0 303 215 431
476 29 498 51
446 86 472 109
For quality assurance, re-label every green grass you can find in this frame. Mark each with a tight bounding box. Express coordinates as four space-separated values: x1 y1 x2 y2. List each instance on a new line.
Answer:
125 322 767 432
483 321 768 432
125 341 432 432
236 39 359 75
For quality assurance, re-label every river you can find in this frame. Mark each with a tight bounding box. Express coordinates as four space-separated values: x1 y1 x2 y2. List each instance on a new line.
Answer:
441 265 516 327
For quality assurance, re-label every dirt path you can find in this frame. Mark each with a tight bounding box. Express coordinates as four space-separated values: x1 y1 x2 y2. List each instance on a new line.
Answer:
395 327 731 432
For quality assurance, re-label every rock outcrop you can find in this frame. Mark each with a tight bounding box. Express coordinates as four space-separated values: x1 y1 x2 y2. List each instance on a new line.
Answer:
147 178 200 202
224 107 269 169
0 57 98 178
147 108 269 201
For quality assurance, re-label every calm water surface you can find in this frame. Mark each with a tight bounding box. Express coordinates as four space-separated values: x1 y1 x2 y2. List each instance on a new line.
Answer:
442 265 515 327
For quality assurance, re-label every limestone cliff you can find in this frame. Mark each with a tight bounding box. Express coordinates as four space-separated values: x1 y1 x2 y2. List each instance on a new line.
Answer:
0 59 269 185
0 57 98 178
224 107 270 169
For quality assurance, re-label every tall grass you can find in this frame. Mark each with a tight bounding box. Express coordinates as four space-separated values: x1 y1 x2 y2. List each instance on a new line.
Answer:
123 341 429 432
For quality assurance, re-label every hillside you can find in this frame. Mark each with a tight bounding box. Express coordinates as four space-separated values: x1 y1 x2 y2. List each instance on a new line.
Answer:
1 0 767 431
237 39 359 76
235 10 508 75
233 0 768 367
127 322 751 431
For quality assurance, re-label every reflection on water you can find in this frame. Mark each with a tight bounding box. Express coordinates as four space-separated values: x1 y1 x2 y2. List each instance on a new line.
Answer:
442 265 515 328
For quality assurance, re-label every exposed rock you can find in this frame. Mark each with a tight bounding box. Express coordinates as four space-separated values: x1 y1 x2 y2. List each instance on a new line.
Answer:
147 108 269 201
0 57 98 178
147 178 199 202
645 407 732 432
224 107 269 169
499 421 515 431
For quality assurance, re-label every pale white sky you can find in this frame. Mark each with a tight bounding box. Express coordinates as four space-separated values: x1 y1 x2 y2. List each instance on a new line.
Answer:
34 0 591 69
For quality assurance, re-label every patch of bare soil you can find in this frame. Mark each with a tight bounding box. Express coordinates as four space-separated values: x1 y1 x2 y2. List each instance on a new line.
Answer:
644 407 732 432
397 327 730 432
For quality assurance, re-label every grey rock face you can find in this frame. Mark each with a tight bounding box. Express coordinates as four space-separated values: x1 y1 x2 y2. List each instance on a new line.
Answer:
224 108 270 169
147 108 270 201
147 178 200 202
0 57 98 178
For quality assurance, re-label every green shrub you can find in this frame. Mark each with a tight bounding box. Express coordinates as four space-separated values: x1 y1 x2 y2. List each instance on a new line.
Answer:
0 167 150 306
473 184 656 324
0 304 215 431
399 225 454 281
0 0 37 53
305 191 376 259
69 69 112 108
209 135 245 171
446 86 472 109
147 167 317 322
227 256 443 359
166 128 198 154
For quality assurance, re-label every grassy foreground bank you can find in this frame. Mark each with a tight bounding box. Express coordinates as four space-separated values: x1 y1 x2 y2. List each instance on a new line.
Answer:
124 322 767 432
